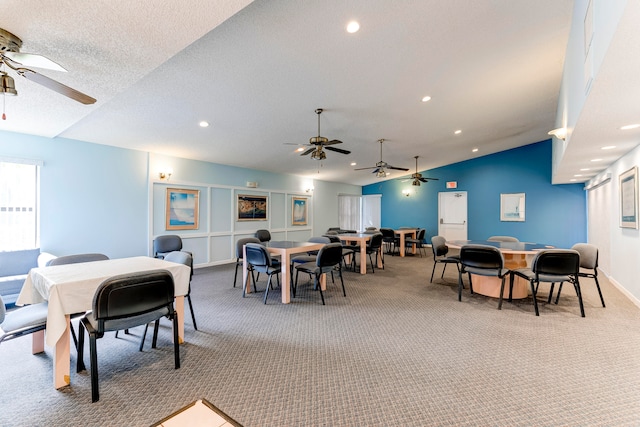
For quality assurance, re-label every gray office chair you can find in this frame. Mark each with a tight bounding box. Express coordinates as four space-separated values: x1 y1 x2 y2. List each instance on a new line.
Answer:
554 243 604 307
153 235 191 259
380 228 399 256
362 233 384 273
244 243 281 304
290 237 331 278
487 236 519 242
233 237 261 289
76 270 180 402
510 249 584 317
458 244 510 308
430 236 460 282
255 229 271 243
0 294 48 345
294 243 346 305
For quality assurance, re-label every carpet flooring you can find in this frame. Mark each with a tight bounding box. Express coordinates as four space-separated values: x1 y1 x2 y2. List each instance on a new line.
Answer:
2 251 640 426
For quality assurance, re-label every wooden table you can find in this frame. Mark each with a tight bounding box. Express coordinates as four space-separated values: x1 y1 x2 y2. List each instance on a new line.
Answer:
16 256 191 390
242 241 326 304
394 229 418 257
337 233 383 275
447 240 552 299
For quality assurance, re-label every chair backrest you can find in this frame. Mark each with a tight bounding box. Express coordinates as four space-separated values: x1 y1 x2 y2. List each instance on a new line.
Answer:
245 243 273 268
416 229 426 241
47 253 109 266
308 236 331 244
460 244 504 270
380 228 396 239
154 235 183 257
571 243 598 270
431 236 449 257
323 235 341 243
325 230 339 236
255 229 271 242
92 270 175 333
368 233 383 249
163 251 192 270
316 243 344 269
326 227 341 233
532 250 580 276
236 237 261 258
487 236 519 242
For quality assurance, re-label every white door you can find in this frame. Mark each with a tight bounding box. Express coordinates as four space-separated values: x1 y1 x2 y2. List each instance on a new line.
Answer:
438 191 468 241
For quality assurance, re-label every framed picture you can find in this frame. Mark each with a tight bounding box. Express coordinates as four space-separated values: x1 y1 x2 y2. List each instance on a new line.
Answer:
619 166 638 229
292 197 308 225
166 188 199 230
500 193 525 222
237 194 268 221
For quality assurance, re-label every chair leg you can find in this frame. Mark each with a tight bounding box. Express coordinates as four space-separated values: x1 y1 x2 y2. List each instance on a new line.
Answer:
498 276 506 310
530 279 540 316
554 282 564 304
315 274 325 305
152 319 161 348
172 312 181 369
594 276 606 307
140 323 149 351
547 283 556 304
89 333 99 402
70 322 79 350
457 269 464 302
468 273 474 295
338 268 346 297
263 275 272 304
441 263 447 279
369 252 375 274
574 278 586 317
233 260 240 288
430 262 437 283
77 321 86 373
187 294 197 330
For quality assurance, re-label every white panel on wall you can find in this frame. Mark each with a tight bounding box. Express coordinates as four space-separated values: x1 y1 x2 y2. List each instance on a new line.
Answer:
210 235 233 262
287 230 311 241
211 187 232 232
270 231 286 241
182 236 209 265
271 192 286 229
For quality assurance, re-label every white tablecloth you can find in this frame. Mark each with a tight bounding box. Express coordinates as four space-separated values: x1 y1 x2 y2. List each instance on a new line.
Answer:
16 256 190 347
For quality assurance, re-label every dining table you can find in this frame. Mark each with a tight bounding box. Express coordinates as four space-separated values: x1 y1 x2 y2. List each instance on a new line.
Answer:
16 256 191 390
393 228 418 257
243 240 326 304
447 240 553 299
337 233 384 275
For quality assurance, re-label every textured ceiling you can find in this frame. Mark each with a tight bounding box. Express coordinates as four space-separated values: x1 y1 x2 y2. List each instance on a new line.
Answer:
2 0 617 186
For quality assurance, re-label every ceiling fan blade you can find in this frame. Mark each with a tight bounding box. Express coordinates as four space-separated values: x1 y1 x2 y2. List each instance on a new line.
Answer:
324 139 343 146
4 52 67 72
17 68 96 104
423 177 439 181
371 168 382 174
325 146 351 155
387 165 410 171
354 166 377 170
300 147 316 156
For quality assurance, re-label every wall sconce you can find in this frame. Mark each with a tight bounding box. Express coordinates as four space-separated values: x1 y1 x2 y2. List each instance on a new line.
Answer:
402 189 411 197
158 167 173 181
548 127 567 141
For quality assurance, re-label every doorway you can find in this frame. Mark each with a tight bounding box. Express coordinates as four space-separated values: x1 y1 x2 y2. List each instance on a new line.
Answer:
438 191 468 241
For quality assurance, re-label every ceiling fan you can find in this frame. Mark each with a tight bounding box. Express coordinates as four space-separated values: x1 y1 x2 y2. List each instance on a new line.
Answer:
289 108 350 160
401 156 439 186
355 139 409 177
0 28 96 107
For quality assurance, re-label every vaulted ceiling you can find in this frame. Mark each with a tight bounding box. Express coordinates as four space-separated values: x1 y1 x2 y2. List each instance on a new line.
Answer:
3 0 622 187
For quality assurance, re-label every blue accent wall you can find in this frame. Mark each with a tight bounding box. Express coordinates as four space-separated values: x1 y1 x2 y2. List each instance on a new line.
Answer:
363 140 586 249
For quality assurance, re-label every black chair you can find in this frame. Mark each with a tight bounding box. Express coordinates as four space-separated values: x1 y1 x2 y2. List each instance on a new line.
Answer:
294 243 346 305
233 237 260 289
290 237 330 280
0 294 48 345
47 253 110 348
458 245 510 309
509 249 584 317
362 233 383 273
244 243 281 304
430 236 460 282
255 229 271 243
380 228 399 256
153 235 185 259
324 234 356 271
76 270 180 402
553 243 604 307
404 228 427 257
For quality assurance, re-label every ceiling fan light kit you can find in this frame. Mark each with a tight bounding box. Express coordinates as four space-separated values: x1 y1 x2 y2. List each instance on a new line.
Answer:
355 139 410 178
402 155 439 186
291 108 351 161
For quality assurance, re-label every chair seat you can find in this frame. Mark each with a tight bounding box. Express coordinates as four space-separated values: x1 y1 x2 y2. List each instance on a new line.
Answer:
84 307 171 334
0 302 48 333
513 268 571 283
464 266 509 278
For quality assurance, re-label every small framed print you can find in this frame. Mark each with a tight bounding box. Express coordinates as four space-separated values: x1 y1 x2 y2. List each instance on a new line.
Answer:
619 166 638 229
237 194 268 221
166 188 199 230
500 193 525 222
292 197 308 226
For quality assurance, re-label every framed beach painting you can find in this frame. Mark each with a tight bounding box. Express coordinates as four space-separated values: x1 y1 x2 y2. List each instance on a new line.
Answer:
237 194 268 221
500 193 525 222
166 188 199 230
620 166 638 229
292 197 308 225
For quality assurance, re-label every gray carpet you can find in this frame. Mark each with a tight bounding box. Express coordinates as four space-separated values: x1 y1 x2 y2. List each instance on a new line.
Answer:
2 252 640 426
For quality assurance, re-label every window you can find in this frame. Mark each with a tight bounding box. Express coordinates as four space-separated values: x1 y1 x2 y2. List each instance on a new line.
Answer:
0 159 40 250
338 194 381 231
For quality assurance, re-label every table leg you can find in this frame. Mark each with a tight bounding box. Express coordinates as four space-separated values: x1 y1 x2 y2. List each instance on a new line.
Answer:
280 253 291 303
32 329 45 354
242 246 250 294
175 296 185 344
377 247 383 269
359 244 367 274
410 231 417 255
53 315 71 389
399 234 406 257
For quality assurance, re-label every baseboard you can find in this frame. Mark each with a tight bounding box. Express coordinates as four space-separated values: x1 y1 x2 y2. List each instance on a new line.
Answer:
607 273 640 309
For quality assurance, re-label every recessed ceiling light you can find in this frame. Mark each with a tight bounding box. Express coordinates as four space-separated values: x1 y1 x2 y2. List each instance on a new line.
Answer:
296 147 304 152
570 179 577 182
580 168 590 171
620 123 640 130
601 145 616 150
350 162 357 166
421 96 431 102
591 158 602 162
346 21 360 33
574 174 582 177
454 130 462 135
199 121 209 128
472 148 478 152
